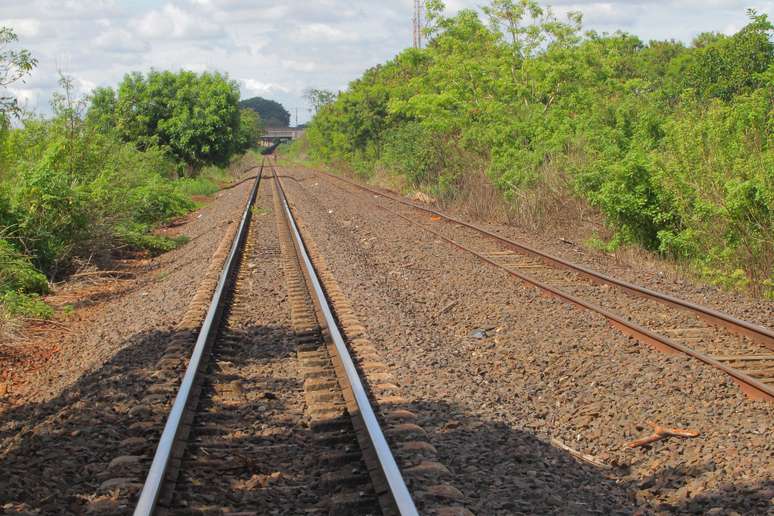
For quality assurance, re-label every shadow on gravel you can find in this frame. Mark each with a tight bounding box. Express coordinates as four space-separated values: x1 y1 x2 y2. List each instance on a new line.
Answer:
0 323 298 515
669 479 774 514
401 399 773 515
3 328 771 515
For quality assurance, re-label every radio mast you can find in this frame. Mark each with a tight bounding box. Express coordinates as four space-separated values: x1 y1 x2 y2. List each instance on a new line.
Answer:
412 0 422 48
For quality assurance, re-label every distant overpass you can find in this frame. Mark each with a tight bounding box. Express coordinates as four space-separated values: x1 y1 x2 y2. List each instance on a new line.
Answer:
260 128 305 146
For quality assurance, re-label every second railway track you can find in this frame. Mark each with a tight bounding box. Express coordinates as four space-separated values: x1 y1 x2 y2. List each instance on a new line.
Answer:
287 160 774 402
132 158 468 515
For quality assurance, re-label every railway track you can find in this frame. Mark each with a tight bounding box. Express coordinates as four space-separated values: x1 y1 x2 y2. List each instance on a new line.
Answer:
285 160 774 403
132 158 467 515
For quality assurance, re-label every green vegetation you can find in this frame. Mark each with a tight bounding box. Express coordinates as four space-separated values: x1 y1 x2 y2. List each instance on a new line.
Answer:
89 70 258 172
302 1 774 296
239 96 291 127
0 29 265 322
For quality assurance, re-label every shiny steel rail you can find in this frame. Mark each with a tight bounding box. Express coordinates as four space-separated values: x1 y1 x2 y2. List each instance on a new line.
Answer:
134 162 264 516
300 165 774 402
271 161 420 516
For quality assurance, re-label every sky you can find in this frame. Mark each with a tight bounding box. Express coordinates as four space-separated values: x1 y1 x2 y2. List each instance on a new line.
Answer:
1 0 772 125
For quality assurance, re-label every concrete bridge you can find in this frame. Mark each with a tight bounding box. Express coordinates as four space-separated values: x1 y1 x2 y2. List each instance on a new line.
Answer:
260 128 305 146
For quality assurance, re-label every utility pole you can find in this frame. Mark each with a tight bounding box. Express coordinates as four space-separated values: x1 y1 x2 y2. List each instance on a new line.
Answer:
412 0 422 49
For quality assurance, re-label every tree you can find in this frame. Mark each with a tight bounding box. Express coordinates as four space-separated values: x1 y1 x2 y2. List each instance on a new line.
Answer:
86 87 117 135
94 70 242 172
238 96 290 127
303 88 337 115
0 27 37 120
672 11 773 100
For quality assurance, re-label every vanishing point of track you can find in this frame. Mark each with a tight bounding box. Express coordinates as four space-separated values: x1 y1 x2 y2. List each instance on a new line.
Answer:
300 163 774 403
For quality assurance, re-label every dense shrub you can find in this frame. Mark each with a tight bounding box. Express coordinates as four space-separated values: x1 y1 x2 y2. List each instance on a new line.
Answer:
0 39 269 322
303 2 774 295
88 71 263 172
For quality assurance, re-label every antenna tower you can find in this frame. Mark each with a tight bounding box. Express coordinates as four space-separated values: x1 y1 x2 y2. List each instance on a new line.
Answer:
413 0 422 48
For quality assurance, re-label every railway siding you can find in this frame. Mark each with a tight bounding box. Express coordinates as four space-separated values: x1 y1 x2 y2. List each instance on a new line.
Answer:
275 159 774 514
317 168 774 402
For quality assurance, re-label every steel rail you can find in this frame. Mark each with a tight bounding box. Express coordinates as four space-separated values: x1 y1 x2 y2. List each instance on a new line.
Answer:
271 161 420 516
318 170 774 351
134 162 264 516
374 204 774 402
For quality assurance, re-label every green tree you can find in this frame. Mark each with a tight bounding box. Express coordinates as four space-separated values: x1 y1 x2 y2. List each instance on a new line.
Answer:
303 3 774 294
671 10 773 100
100 70 242 172
238 96 291 127
303 88 338 115
85 86 117 135
235 108 264 152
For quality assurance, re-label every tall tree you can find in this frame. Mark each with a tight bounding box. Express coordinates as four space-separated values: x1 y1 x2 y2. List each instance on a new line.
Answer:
303 88 337 115
238 96 290 127
235 108 264 152
95 70 242 172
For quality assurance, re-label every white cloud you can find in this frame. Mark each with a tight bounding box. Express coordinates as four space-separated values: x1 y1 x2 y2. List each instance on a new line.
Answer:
133 4 224 40
282 60 319 73
241 78 290 95
1 18 41 38
1 0 772 121
292 22 358 43
94 27 151 53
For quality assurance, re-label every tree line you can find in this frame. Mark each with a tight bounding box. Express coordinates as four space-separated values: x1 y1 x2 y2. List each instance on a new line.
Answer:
302 1 774 296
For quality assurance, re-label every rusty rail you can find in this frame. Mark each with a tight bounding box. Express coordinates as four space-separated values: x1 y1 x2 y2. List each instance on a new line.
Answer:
299 165 774 402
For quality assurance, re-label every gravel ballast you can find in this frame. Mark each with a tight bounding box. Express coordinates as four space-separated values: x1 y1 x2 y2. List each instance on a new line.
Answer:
280 162 774 515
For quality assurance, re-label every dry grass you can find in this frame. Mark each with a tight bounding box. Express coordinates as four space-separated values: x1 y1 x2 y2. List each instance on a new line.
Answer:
0 311 23 342
442 160 602 241
369 164 409 194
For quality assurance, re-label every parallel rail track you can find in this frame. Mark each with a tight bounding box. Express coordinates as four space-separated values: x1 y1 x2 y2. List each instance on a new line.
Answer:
293 162 774 402
133 158 419 515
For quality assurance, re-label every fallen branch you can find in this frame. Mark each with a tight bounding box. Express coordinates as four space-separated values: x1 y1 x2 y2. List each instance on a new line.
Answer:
626 421 700 448
550 438 610 469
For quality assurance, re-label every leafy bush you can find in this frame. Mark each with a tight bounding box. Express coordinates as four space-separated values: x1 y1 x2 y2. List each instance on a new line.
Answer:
118 224 190 255
0 31 268 323
0 239 48 294
304 3 774 294
89 70 246 172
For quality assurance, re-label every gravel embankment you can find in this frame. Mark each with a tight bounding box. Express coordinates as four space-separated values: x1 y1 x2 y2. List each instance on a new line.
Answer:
281 162 774 515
